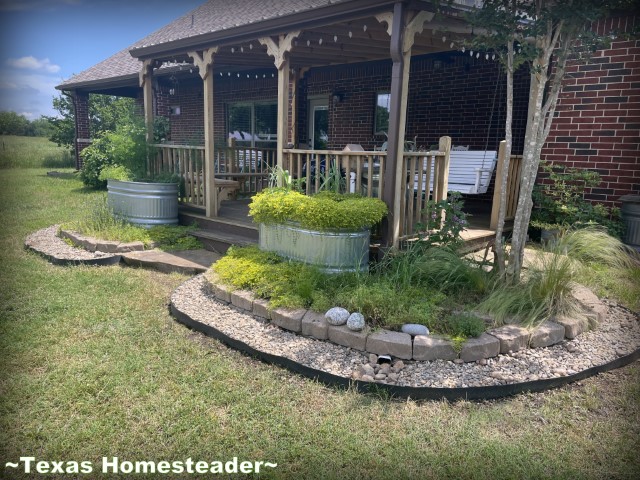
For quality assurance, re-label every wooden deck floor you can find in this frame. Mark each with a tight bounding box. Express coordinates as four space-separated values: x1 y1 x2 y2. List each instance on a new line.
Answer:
212 199 505 245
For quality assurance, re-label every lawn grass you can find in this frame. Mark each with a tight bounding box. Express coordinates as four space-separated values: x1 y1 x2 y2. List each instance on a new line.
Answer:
0 166 639 479
0 135 74 169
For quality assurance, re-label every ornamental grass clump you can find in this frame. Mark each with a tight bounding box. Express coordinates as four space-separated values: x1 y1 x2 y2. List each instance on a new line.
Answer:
479 227 637 327
249 188 387 231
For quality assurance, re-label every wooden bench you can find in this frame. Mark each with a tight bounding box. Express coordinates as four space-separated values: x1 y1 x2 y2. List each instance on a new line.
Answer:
213 178 240 210
183 173 239 210
447 150 498 194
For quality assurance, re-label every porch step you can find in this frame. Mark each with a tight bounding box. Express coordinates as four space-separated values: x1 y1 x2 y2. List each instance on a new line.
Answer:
179 211 259 241
190 230 257 255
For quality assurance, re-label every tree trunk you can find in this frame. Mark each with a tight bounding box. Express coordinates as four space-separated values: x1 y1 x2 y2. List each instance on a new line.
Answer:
506 51 548 283
494 40 515 276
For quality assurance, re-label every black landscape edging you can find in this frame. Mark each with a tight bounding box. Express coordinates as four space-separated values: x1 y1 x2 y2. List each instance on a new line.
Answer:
25 244 122 267
170 302 640 401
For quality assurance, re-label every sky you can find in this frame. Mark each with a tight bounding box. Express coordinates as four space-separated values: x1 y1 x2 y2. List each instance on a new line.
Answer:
0 0 205 119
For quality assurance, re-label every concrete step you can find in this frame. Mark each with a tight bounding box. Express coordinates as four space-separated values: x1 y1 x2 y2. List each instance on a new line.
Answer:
121 249 220 275
190 229 257 254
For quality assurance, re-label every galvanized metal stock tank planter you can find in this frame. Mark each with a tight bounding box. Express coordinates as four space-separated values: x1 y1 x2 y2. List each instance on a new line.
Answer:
259 222 369 273
107 179 179 227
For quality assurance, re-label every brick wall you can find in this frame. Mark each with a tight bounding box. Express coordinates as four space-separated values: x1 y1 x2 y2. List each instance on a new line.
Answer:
301 53 530 153
158 52 529 156
541 15 640 208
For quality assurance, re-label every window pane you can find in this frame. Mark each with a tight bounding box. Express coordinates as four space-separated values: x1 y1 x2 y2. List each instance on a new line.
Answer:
374 92 390 135
228 104 252 146
254 103 277 149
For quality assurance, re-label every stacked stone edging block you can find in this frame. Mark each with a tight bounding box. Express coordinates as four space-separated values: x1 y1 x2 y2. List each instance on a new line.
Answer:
59 229 146 253
207 279 607 362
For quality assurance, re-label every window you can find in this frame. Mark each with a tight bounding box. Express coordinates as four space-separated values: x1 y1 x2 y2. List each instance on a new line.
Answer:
374 92 391 135
228 102 277 148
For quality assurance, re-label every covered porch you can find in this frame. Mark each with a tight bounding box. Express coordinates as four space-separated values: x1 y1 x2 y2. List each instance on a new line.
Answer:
150 140 522 252
67 0 528 250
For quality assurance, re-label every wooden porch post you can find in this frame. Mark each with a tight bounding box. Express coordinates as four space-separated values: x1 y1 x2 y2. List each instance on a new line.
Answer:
380 6 434 248
189 47 218 217
139 59 154 145
260 32 300 184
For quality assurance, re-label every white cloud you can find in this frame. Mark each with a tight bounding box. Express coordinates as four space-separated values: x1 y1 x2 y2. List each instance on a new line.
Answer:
7 56 60 73
0 69 61 117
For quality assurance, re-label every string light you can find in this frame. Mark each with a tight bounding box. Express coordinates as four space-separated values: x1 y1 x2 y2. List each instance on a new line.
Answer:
189 68 193 73
240 46 244 53
228 72 231 76
348 31 352 38
249 43 253 50
442 36 446 43
363 25 367 32
450 42 454 48
461 46 465 52
231 47 235 53
334 35 338 42
492 54 496 60
307 40 310 46
485 53 489 60
470 50 473 56
318 38 323 45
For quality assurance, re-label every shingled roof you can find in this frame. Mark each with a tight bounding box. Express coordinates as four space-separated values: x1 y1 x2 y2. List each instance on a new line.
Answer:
57 47 139 90
129 0 350 52
57 0 469 91
58 0 352 90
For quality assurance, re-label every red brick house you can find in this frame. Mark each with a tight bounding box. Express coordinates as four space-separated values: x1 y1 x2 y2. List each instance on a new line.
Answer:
56 0 638 247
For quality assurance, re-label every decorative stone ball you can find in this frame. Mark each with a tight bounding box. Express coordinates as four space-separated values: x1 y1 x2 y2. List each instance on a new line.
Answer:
346 312 366 331
401 323 430 336
325 307 350 326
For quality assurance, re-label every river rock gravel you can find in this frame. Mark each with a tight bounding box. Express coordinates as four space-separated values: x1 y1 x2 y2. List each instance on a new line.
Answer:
25 225 117 261
171 275 640 388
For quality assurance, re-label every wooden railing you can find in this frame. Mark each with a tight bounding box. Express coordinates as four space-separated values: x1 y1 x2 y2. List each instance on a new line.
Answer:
150 144 205 207
214 146 277 195
282 149 386 197
399 150 449 240
150 144 277 208
284 140 451 240
490 140 524 229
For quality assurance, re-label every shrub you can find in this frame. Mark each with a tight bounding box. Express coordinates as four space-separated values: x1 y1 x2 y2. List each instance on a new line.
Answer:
249 188 387 231
80 118 148 188
98 165 134 182
531 162 623 238
415 191 468 248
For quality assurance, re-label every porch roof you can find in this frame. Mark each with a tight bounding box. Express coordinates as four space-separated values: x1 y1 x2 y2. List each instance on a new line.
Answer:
57 0 475 92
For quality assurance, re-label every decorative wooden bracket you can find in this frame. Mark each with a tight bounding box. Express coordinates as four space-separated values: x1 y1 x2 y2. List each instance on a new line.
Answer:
259 31 301 69
403 11 434 53
188 47 218 80
138 59 153 88
375 12 394 36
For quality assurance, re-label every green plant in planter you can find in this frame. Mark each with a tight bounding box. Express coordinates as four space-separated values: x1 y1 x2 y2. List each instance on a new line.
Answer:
249 188 387 231
531 162 623 237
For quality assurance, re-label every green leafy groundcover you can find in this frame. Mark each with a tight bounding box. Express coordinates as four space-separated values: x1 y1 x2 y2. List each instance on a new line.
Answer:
248 189 388 231
208 246 485 337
